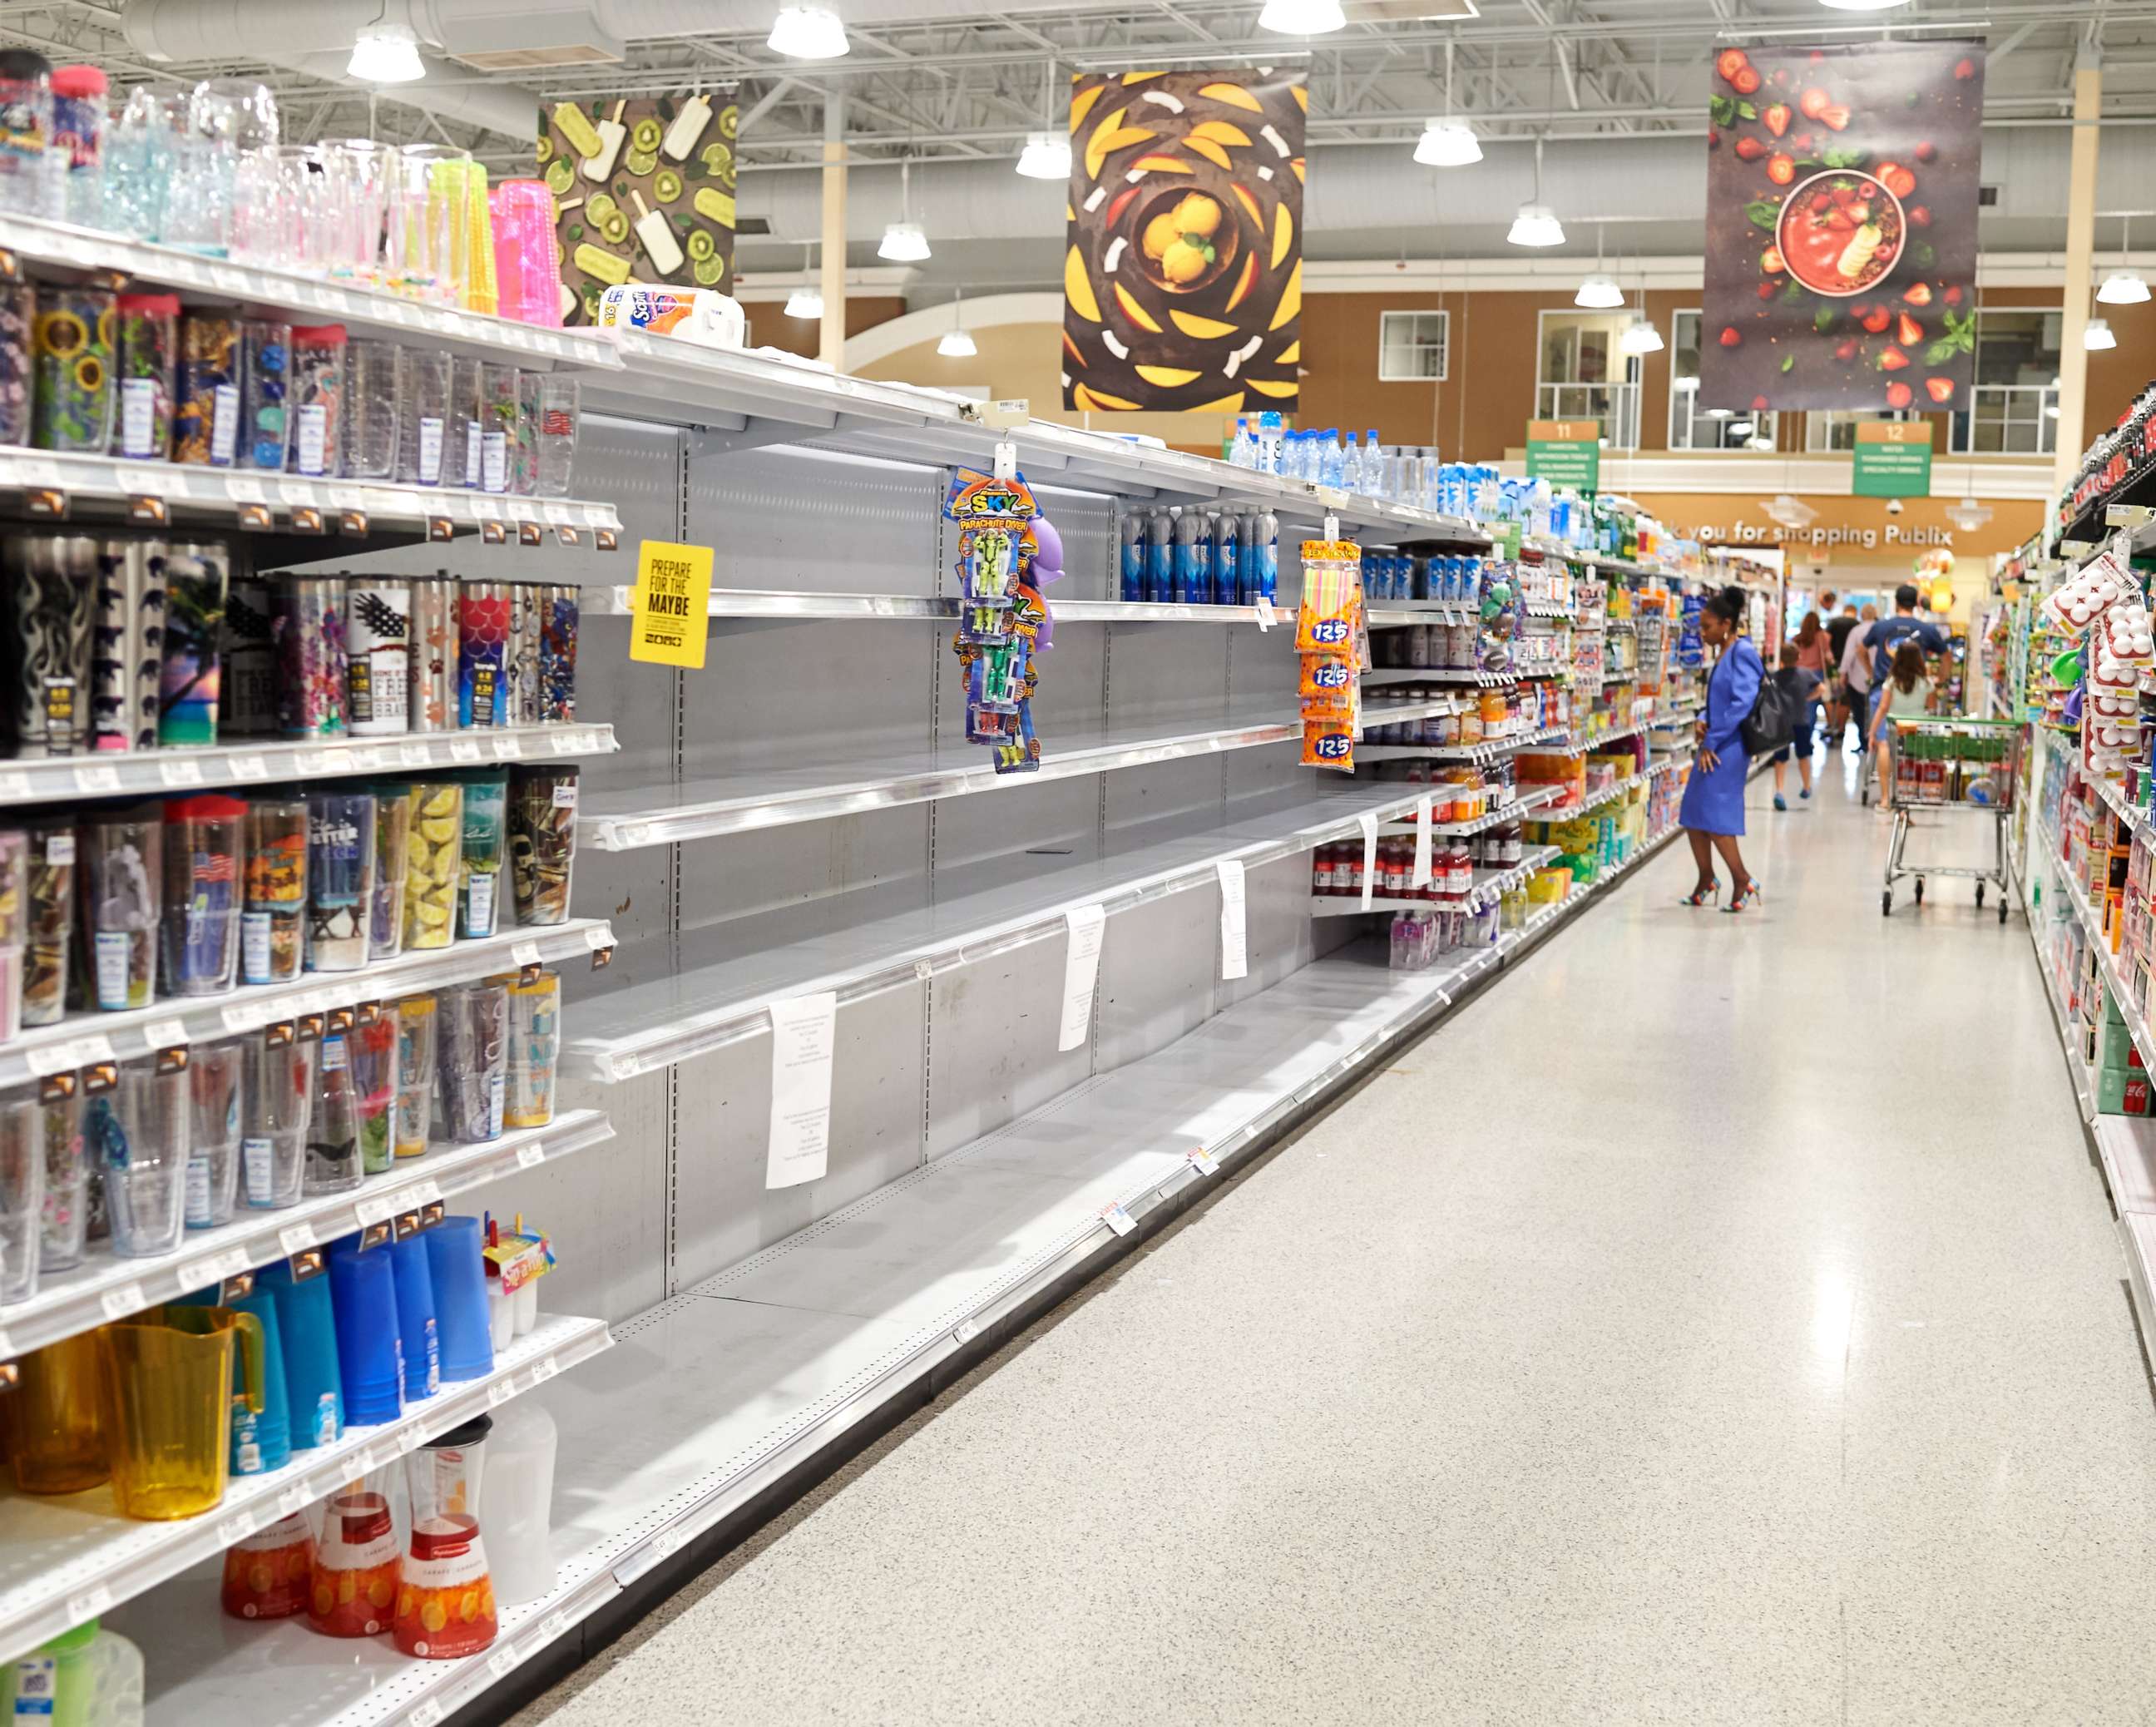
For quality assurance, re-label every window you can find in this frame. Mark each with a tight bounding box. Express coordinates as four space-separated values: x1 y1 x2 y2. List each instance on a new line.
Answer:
1535 311 1640 449
1668 311 1778 451
1378 311 1450 381
1806 408 1914 453
1951 307 2060 455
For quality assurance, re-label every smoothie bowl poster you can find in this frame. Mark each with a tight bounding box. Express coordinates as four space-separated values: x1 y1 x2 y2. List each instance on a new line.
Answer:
1061 68 1304 414
1699 39 1985 413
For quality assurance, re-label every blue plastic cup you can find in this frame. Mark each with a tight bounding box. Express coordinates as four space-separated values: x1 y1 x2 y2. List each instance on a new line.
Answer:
255 1257 343 1450
178 1281 292 1475
327 1239 405 1426
424 1216 494 1383
387 1232 441 1402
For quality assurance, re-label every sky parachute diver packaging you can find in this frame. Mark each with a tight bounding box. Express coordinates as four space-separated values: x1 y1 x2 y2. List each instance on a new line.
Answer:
943 466 1047 776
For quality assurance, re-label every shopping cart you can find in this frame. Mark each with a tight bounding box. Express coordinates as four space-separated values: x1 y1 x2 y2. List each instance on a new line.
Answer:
1880 715 2020 920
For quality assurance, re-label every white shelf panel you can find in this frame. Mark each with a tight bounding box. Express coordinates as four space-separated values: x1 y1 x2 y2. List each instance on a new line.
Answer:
0 448 622 535
1530 723 1650 760
0 725 614 807
5 1313 608 1667
576 698 1463 851
0 1111 612 1362
2095 1116 2156 1215
566 783 1445 1081
1361 666 1514 688
0 214 616 371
1366 601 1479 627
576 586 1288 626
116 809 1689 1727
0 919 614 1091
1307 844 1563 918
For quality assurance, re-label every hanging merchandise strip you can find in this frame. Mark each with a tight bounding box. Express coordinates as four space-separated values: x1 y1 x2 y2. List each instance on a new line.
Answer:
1297 539 1367 772
945 468 1051 775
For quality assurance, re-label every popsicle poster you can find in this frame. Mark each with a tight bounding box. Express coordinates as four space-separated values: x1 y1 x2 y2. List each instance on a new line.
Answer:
1062 68 1305 413
540 93 740 327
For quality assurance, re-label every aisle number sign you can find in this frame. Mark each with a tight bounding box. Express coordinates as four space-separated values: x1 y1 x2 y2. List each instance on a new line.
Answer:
1525 420 1600 492
1851 421 1933 499
630 540 715 668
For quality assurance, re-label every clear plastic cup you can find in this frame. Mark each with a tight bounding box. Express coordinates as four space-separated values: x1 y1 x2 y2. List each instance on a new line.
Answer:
185 1037 244 1229
0 1084 46 1304
94 1061 189 1259
241 1024 313 1211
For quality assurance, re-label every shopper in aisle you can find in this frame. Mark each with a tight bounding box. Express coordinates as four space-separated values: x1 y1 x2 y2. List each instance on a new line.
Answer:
1768 643 1824 812
1839 602 1880 755
1825 601 1862 748
1865 583 1951 691
1867 640 1933 804
1677 586 1764 910
1792 608 1829 756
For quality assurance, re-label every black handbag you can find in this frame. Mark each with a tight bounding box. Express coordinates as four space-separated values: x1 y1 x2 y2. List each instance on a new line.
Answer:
1738 661 1796 757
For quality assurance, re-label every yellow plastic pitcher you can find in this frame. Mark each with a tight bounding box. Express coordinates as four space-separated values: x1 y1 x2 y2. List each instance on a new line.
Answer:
96 1305 265 1521
4 1332 109 1496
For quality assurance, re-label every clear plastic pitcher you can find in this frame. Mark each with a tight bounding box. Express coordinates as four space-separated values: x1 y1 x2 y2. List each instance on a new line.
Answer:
96 1302 265 1520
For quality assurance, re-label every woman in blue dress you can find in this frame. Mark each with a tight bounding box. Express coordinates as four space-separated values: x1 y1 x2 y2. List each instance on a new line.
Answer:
1678 586 1764 912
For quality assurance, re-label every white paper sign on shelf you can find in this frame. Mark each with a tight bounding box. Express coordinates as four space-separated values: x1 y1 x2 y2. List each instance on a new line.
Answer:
1412 795 1433 888
764 991 837 1190
1056 903 1107 1052
1254 595 1278 631
1357 812 1379 908
1216 859 1248 982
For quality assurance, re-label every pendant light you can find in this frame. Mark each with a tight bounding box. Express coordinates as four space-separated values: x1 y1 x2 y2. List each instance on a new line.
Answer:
2099 215 2149 306
1258 0 1346 36
1415 42 1481 167
349 16 425 83
1508 136 1565 248
937 290 977 358
785 243 823 319
768 3 849 59
2085 316 2117 351
1016 65 1071 180
1618 251 1662 353
1575 224 1623 309
879 160 931 262
1816 0 1911 11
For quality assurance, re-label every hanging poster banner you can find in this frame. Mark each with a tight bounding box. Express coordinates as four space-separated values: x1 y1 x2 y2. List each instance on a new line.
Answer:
1851 419 1934 497
1699 39 1984 413
1062 69 1305 414
541 92 740 326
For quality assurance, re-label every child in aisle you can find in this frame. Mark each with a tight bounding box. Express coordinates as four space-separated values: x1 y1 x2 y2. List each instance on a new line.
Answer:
1867 640 1932 806
1768 643 1825 812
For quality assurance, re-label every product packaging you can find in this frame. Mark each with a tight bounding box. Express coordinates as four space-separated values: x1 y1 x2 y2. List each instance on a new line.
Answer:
173 312 241 467
155 541 228 747
457 583 508 727
241 797 308 985
0 280 33 448
458 773 507 939
394 992 438 1160
304 789 375 972
111 293 178 463
507 765 576 925
81 806 161 1011
502 968 559 1129
90 540 164 753
32 286 114 454
272 576 348 737
288 324 346 478
22 815 76 1027
159 794 245 997
1 533 96 758
403 779 462 949
399 348 452 486
345 579 412 736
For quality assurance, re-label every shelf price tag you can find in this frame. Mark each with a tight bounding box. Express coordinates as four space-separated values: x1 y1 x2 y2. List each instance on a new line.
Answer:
1098 1202 1136 1237
1187 1147 1220 1176
628 540 715 670
1254 594 1278 631
1215 859 1247 982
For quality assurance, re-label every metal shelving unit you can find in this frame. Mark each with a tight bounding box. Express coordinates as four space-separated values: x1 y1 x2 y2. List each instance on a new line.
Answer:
1308 845 1561 917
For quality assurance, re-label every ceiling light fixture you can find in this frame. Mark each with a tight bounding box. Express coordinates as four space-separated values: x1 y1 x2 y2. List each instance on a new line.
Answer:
1416 42 1481 167
1946 495 1993 531
1764 492 1817 528
2085 315 2118 350
786 241 823 319
1509 134 1564 247
1619 317 1664 354
1576 222 1623 307
349 21 426 83
1016 131 1071 180
768 4 848 59
937 289 977 358
1816 0 1911 11
1258 0 1345 35
879 160 931 262
2099 215 2149 304
1728 419 1755 438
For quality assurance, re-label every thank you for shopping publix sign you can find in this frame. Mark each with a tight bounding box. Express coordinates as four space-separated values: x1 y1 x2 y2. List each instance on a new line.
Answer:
1699 37 1984 413
1526 421 1600 492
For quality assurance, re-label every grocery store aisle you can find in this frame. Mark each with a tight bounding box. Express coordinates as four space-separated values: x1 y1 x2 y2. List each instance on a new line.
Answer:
521 755 2155 1727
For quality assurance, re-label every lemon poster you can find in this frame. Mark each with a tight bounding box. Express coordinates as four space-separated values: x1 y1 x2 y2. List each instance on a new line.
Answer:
541 93 740 327
1062 69 1305 414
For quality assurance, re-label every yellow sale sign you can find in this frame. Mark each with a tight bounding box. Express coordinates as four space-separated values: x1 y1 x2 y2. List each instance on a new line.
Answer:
629 539 714 668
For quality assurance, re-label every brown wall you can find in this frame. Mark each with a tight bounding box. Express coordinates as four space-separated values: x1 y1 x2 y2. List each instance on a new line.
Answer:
744 295 909 361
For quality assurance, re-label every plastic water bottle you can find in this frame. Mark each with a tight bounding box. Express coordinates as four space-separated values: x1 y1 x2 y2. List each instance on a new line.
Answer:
1119 512 1144 602
1249 510 1278 602
1145 507 1173 604
1172 507 1204 604
1229 418 1254 468
1321 430 1346 490
1340 433 1362 497
1361 431 1384 496
1258 410 1283 474
1216 509 1240 606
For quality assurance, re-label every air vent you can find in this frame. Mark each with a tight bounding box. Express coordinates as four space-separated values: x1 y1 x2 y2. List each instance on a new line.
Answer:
450 44 623 70
1979 184 1999 206
737 216 771 236
436 4 625 72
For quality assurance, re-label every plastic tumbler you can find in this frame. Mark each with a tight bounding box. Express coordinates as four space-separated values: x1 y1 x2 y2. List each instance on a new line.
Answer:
161 794 245 997
425 1215 494 1382
154 540 227 747
393 992 437 1160
398 348 452 487
288 324 345 478
403 779 462 950
111 292 178 463
435 982 505 1145
456 584 508 728
23 814 77 1027
304 789 374 972
39 1081 86 1271
241 796 307 985
82 805 161 1011
273 576 347 738
0 829 23 1042
0 280 33 449
255 1255 342 1448
0 1083 45 1304
240 1022 313 1210
343 337 403 481
173 311 240 468
237 319 291 472
502 969 559 1131
32 286 115 454
2 532 96 759
351 1006 398 1177
508 765 576 926
457 774 506 939
91 540 164 753
368 780 411 958
387 1230 440 1401
326 1239 405 1426
306 1015 362 1195
5 1331 107 1494
346 581 411 738
407 576 456 732
93 1060 188 1259
183 1036 244 1229
535 374 578 497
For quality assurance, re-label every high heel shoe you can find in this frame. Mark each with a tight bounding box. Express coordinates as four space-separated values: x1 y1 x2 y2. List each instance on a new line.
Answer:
1725 878 1763 913
1679 879 1720 907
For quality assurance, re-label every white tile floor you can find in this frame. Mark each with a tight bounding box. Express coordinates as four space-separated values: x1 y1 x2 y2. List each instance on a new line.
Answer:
520 745 2156 1726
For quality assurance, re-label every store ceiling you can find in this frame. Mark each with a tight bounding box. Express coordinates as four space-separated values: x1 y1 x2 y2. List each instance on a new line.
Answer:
7 1 2149 279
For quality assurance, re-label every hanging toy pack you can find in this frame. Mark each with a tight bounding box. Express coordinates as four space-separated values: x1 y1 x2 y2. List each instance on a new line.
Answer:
1296 540 1368 771
945 467 1055 775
